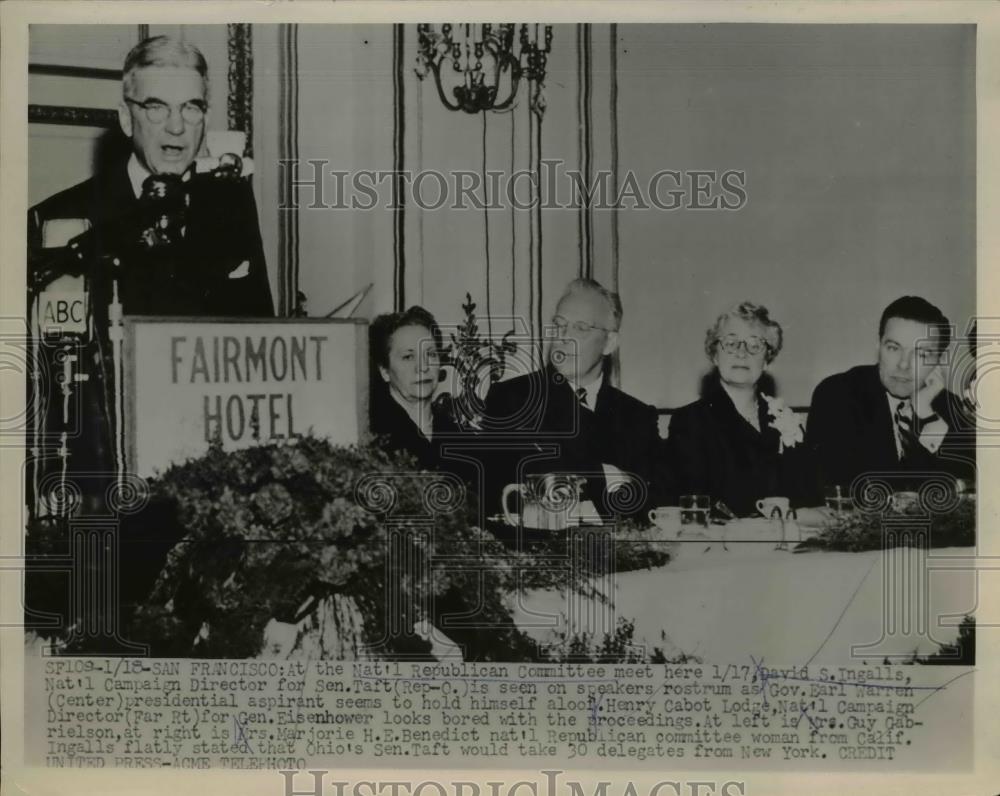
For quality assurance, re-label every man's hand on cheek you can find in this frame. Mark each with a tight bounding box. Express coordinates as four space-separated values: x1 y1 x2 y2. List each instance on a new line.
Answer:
915 365 946 419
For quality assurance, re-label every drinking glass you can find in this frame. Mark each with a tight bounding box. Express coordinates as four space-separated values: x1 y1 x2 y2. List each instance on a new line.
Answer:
679 494 710 531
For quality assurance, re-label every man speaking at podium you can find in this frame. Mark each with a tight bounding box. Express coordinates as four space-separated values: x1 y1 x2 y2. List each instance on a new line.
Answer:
25 37 274 634
28 35 274 317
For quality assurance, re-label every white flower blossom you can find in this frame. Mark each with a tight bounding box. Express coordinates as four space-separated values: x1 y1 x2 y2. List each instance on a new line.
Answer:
762 394 804 451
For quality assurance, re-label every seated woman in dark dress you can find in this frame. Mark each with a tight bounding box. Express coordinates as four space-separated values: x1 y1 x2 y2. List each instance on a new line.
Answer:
369 306 463 471
369 308 529 661
665 302 815 516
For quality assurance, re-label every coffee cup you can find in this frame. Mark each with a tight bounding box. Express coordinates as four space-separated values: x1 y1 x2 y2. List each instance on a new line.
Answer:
647 506 682 531
756 496 790 519
502 473 586 530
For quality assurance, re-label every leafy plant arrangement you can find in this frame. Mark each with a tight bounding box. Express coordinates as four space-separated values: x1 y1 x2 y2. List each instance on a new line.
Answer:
507 518 673 588
799 498 975 553
611 516 676 571
25 436 676 659
117 436 596 659
437 293 518 430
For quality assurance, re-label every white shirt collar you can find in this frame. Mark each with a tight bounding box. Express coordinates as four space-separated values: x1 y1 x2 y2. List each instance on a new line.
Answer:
126 153 151 199
569 372 604 410
887 392 910 412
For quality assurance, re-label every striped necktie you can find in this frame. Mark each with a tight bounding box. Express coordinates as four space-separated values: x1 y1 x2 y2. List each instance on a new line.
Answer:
894 399 919 461
575 386 589 407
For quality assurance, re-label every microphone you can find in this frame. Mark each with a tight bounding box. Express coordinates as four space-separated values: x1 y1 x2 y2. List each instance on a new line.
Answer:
135 156 248 250
137 173 189 249
28 226 99 294
31 154 249 298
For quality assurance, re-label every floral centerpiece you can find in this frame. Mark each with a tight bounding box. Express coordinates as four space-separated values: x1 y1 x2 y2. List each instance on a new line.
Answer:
123 437 546 658
800 493 975 553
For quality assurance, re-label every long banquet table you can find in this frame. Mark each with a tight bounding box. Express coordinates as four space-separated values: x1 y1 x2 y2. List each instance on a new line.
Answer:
507 512 976 665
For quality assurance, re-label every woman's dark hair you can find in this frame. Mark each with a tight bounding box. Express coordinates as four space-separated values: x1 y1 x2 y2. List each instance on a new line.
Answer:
369 305 443 372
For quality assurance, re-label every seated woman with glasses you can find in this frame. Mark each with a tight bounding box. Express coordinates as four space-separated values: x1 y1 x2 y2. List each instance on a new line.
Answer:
663 302 815 516
369 306 463 472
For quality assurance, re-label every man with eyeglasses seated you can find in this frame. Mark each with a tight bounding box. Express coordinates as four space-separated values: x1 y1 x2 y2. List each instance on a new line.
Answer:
664 301 815 516
806 296 975 495
28 35 273 317
481 278 663 520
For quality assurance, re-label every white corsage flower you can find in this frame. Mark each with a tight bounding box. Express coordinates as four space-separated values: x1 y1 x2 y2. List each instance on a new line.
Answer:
762 394 804 452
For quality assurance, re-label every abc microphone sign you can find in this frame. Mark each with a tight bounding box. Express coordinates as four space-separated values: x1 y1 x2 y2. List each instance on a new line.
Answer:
38 276 88 335
125 318 368 477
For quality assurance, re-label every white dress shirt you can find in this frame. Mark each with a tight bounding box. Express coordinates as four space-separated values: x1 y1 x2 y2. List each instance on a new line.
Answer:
126 153 152 199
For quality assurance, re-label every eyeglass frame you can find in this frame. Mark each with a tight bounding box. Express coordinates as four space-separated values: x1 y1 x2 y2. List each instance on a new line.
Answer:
550 314 618 336
717 334 771 357
124 96 208 125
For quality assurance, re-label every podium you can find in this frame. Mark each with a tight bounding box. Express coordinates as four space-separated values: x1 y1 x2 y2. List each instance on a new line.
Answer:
123 317 368 477
25 317 369 651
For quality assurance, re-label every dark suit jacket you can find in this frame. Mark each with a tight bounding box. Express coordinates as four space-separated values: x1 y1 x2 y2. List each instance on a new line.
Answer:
664 375 815 516
26 161 274 496
481 365 662 517
805 364 975 492
370 386 465 474
28 161 274 318
25 163 275 623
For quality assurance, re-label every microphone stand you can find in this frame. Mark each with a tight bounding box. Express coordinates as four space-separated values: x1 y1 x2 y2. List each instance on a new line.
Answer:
29 235 95 518
31 170 198 517
30 232 130 518
107 262 125 492
27 233 79 517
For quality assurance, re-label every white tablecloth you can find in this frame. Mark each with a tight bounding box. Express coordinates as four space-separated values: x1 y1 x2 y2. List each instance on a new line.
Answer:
510 515 976 664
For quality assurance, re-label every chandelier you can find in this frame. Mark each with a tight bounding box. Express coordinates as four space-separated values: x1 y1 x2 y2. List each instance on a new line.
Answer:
415 23 553 115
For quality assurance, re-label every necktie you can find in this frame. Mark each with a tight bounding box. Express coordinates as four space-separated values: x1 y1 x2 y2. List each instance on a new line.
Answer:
575 387 589 407
894 399 919 461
